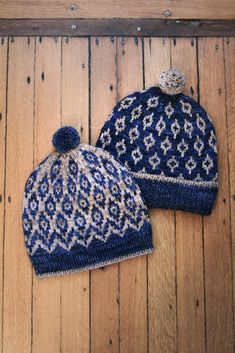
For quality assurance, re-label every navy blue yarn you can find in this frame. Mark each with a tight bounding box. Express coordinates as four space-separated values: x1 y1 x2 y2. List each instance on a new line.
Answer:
52 126 80 153
22 138 153 277
31 221 152 276
96 86 218 214
135 177 217 215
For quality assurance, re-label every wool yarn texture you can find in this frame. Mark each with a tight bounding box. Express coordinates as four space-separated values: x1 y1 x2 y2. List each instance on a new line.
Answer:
22 126 153 278
96 69 218 215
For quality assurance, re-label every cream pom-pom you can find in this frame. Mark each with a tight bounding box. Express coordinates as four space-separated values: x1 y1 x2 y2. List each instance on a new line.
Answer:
159 68 185 95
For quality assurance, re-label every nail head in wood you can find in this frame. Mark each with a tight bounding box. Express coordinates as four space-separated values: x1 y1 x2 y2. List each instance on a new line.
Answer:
71 24 77 30
163 9 172 17
136 26 142 32
69 4 77 11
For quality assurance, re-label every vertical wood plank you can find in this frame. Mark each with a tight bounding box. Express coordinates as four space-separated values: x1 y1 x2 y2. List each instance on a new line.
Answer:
60 37 90 353
3 36 34 353
0 37 7 353
171 38 205 353
117 37 147 353
144 37 177 353
198 37 234 353
33 36 61 353
90 36 119 353
224 36 235 342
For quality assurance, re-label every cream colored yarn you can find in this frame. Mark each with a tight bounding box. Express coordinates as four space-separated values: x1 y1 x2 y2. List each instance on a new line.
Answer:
159 68 185 95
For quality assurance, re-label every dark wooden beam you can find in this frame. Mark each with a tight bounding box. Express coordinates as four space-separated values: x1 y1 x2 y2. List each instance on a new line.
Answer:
0 19 234 37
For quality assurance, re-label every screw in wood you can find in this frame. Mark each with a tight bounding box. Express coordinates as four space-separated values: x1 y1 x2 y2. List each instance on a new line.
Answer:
163 9 172 17
69 4 77 11
71 24 77 30
136 26 142 32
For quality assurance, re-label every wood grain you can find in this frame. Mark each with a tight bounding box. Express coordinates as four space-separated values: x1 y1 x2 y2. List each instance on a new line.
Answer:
0 19 235 37
117 37 148 353
90 36 119 353
171 38 206 353
3 36 34 353
0 34 234 353
33 36 62 353
0 0 235 19
198 37 234 353
144 37 177 353
60 37 90 353
0 37 7 353
224 36 235 344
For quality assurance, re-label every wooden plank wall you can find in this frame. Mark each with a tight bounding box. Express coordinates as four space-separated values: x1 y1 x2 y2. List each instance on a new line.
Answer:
0 0 235 19
0 35 234 353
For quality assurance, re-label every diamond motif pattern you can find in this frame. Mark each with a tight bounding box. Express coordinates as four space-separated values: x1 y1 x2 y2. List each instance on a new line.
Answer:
96 86 218 183
22 146 149 256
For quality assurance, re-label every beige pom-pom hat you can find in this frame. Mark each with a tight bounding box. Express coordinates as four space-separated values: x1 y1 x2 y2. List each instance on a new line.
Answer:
96 68 218 215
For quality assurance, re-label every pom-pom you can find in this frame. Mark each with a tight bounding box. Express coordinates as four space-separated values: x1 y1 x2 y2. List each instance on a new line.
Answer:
52 126 80 153
159 68 185 95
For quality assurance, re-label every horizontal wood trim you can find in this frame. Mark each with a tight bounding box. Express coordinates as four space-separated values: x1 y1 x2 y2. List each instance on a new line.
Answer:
0 0 235 19
0 19 235 36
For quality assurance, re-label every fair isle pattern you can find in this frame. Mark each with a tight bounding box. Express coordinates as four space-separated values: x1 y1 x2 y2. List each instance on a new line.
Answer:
96 86 218 214
22 144 151 257
96 87 218 186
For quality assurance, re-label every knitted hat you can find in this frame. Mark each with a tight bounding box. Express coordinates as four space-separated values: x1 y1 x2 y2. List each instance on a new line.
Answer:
22 126 153 278
96 69 218 215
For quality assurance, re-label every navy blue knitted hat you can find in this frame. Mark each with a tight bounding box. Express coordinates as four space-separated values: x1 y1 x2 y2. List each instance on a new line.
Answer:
96 69 218 215
22 126 153 278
